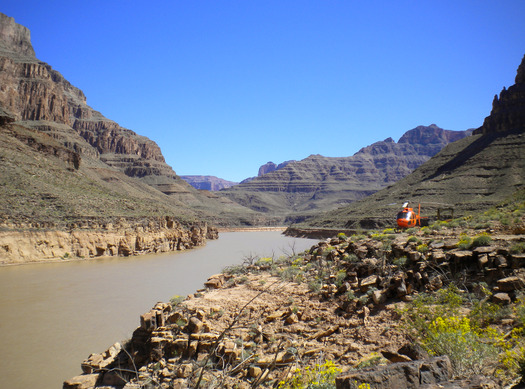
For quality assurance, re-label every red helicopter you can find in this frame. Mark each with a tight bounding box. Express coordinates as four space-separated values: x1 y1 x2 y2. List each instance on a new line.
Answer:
396 202 425 228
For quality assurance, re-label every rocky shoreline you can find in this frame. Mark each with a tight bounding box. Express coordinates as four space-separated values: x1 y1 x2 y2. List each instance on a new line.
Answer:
64 223 525 389
0 217 217 264
283 227 359 239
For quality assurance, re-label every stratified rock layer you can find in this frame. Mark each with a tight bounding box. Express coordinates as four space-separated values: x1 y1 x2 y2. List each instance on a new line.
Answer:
220 125 471 222
0 217 217 264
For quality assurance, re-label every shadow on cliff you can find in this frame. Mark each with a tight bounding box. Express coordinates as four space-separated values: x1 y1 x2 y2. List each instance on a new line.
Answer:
425 131 507 181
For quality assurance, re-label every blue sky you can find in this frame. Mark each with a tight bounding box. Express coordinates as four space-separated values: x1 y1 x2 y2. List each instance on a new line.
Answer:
2 1 525 182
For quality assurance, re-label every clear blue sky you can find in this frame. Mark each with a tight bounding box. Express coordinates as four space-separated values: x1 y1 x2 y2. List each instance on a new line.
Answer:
3 1 525 182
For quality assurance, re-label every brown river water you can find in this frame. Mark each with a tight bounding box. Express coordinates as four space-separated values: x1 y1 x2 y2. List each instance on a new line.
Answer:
0 231 318 389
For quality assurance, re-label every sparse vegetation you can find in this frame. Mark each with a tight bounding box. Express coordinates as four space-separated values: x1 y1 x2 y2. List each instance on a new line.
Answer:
277 360 342 389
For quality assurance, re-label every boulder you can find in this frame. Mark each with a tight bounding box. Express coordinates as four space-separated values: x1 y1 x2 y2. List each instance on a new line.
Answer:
360 275 379 292
492 292 512 305
63 374 99 389
497 276 525 292
204 274 225 289
187 316 204 334
336 356 452 389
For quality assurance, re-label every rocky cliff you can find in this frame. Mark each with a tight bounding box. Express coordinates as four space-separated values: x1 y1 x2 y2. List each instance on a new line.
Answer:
0 13 187 191
0 13 266 246
0 217 218 264
302 55 525 230
474 54 525 135
219 125 471 223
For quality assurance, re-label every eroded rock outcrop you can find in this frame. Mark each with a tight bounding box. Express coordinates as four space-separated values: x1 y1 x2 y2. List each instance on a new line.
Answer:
0 217 217 264
65 224 525 388
475 54 525 135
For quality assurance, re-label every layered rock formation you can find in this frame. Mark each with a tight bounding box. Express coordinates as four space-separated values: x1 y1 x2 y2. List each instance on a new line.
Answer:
0 12 266 249
302 55 525 230
238 160 296 184
180 175 238 191
220 125 471 223
0 217 217 264
0 13 189 192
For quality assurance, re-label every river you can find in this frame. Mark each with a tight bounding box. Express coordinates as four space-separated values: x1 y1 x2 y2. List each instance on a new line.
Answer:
0 231 318 389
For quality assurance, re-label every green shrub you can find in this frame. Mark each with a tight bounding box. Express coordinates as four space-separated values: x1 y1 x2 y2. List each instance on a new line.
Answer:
423 316 497 377
170 295 186 307
337 232 348 240
344 253 358 263
474 222 492 230
308 279 322 293
279 265 304 283
501 217 511 226
456 234 472 250
417 243 429 253
471 233 492 248
255 257 273 266
469 296 511 327
407 236 421 244
223 264 246 275
351 234 367 241
511 242 525 254
393 256 408 268
370 233 387 241
335 270 347 286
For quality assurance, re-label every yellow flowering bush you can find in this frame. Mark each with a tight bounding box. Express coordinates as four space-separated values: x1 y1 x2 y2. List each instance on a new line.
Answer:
424 316 498 377
277 360 342 389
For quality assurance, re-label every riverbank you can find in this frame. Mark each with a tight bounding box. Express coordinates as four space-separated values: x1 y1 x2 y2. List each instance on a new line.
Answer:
65 224 525 388
284 226 359 239
0 217 217 265
0 231 317 389
218 226 287 232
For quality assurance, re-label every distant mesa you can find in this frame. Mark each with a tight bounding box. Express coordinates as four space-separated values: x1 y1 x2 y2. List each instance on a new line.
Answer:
219 124 472 223
180 161 296 190
258 160 295 176
180 176 238 191
239 160 297 184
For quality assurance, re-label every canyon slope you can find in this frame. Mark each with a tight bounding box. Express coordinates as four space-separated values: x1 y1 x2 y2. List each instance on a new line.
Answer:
219 125 471 223
0 13 273 263
300 54 525 230
0 13 265 231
